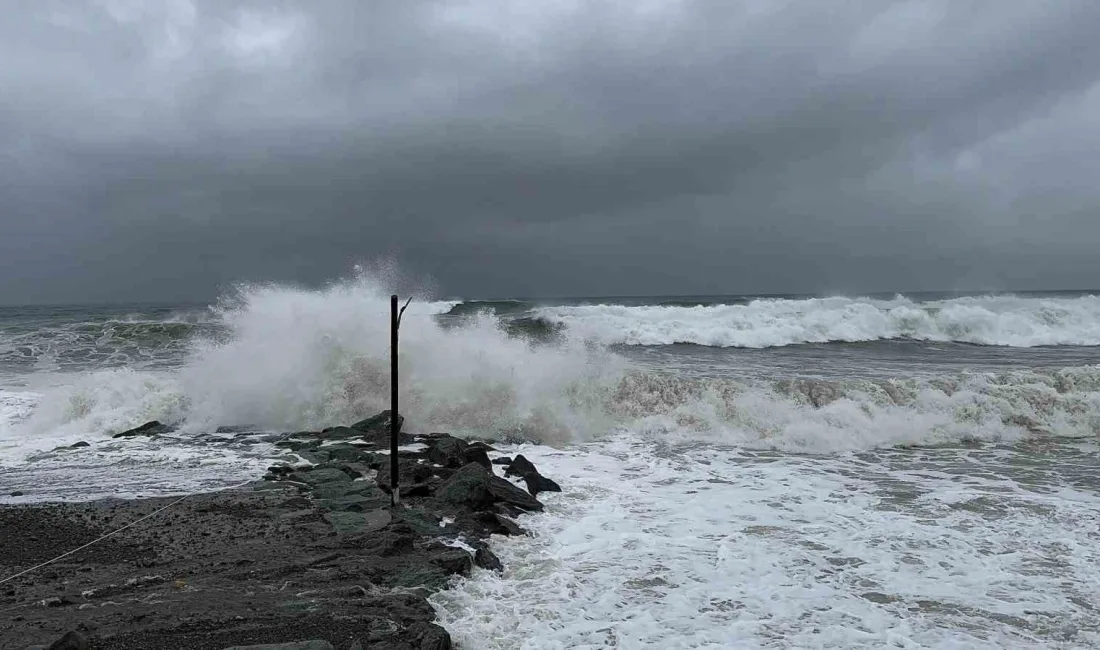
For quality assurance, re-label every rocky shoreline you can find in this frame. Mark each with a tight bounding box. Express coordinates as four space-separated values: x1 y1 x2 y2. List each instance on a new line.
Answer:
0 412 560 650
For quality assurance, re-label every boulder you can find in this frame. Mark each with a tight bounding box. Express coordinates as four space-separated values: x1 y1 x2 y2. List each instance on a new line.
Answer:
477 512 527 537
436 463 543 513
316 426 364 441
504 454 538 478
46 631 89 650
221 642 333 650
349 410 403 437
286 468 352 487
491 456 513 466
69 441 90 449
429 548 473 576
377 459 433 493
523 473 562 497
112 421 175 438
474 546 503 572
463 445 493 470
503 454 561 496
407 622 453 650
426 436 468 468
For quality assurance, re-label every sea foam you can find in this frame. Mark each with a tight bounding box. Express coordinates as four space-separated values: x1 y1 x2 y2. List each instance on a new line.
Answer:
535 294 1100 348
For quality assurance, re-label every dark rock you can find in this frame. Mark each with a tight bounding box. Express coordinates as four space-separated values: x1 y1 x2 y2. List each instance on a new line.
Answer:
429 548 473 576
343 524 415 556
10 490 23 497
476 512 527 536
491 456 513 466
69 441 90 449
523 473 562 497
504 454 538 478
323 509 393 535
221 642 334 650
324 444 374 462
356 593 438 623
474 547 503 572
46 631 89 650
463 445 493 470
466 441 497 453
316 426 363 441
494 502 525 518
403 482 436 497
407 622 453 650
349 410 403 436
112 420 175 438
287 468 352 487
426 436 468 468
436 463 544 513
377 459 433 493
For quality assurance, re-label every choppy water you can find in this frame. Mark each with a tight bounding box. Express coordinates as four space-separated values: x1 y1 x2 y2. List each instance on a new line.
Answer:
2 278 1099 648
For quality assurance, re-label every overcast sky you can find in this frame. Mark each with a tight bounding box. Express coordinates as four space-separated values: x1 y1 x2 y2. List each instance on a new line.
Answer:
2 1 1099 304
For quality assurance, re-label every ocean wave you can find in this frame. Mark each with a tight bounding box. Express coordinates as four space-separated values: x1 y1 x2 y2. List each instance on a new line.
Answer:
8 274 1100 458
534 295 1100 348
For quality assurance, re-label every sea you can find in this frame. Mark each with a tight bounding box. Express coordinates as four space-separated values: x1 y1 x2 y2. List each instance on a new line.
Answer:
2 274 1100 649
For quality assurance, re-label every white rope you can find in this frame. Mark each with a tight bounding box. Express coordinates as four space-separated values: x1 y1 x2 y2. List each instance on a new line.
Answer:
0 478 257 586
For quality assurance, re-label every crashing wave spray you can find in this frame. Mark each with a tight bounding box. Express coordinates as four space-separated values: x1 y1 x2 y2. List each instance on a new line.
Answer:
12 270 1100 455
174 267 624 443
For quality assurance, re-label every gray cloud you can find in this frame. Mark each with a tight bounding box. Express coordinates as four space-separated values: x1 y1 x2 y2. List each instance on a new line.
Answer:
2 0 1100 303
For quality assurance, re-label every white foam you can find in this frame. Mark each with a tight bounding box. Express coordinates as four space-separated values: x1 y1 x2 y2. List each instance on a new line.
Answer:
431 439 1100 648
536 294 1100 348
7 274 1100 465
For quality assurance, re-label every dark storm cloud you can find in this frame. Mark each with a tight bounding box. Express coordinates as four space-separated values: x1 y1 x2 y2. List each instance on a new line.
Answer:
2 0 1100 303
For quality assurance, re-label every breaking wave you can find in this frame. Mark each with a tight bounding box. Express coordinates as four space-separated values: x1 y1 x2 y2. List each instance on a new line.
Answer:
7 274 1100 458
534 294 1100 348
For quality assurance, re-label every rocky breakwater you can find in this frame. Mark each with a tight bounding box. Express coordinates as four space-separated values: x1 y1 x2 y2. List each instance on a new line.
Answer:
0 411 562 650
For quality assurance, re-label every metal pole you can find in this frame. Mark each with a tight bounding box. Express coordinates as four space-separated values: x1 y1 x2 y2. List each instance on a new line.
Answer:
390 294 399 507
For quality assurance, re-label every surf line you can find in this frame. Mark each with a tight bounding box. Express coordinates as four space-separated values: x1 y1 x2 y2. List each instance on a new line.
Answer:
0 478 257 587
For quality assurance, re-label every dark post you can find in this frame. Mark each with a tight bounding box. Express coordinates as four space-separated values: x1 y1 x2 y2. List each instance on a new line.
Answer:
390 294 399 507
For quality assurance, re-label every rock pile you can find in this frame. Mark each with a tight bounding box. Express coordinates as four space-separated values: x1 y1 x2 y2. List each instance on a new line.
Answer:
1 412 563 650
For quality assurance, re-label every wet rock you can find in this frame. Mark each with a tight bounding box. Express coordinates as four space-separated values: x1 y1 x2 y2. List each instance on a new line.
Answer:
349 410 403 437
46 631 89 650
323 509 393 535
474 547 503 572
221 642 334 650
429 548 473 576
287 468 352 487
377 459 433 494
323 444 374 463
463 445 493 470
426 436 468 468
407 622 452 650
403 482 437 497
315 426 363 441
504 454 538 478
491 456 513 466
10 490 23 497
477 512 527 537
436 463 544 513
69 441 90 449
523 473 562 497
112 420 175 438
